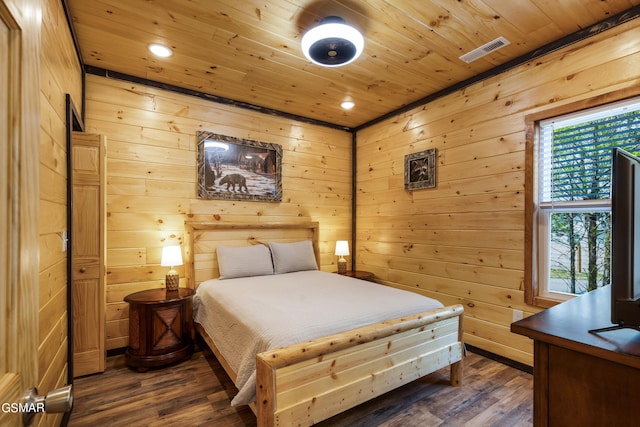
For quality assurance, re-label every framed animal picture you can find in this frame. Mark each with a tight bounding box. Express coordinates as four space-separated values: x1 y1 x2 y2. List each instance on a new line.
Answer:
404 148 436 190
197 131 283 202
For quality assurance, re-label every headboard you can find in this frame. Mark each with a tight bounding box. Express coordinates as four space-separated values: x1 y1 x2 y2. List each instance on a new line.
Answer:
184 221 320 288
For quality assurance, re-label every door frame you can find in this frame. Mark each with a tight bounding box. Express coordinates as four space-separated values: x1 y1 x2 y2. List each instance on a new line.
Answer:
65 94 84 385
0 0 41 426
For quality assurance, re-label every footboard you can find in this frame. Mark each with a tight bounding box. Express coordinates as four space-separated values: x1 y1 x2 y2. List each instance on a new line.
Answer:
255 304 464 427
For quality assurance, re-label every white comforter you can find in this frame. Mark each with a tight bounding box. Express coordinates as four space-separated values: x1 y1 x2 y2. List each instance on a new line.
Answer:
193 270 443 406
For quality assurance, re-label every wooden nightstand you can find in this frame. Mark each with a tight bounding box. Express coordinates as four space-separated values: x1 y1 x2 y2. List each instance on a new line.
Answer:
338 270 375 282
124 288 194 372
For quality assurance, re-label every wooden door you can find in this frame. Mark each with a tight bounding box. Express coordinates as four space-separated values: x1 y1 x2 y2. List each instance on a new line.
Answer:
0 0 41 425
72 132 106 377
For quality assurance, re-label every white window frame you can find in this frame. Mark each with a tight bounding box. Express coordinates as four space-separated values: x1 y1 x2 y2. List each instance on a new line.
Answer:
536 201 611 302
526 92 640 307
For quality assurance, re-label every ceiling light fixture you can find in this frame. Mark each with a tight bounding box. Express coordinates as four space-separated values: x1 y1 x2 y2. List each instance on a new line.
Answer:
341 100 355 110
148 43 173 58
301 16 364 67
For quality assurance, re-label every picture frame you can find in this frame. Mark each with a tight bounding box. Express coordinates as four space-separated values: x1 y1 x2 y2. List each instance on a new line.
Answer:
197 131 282 202
404 148 436 190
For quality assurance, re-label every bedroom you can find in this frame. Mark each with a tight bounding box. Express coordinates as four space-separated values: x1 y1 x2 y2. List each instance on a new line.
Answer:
3 0 640 426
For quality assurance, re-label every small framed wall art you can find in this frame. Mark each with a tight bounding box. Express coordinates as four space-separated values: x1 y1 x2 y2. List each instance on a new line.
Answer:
404 148 436 190
197 131 282 202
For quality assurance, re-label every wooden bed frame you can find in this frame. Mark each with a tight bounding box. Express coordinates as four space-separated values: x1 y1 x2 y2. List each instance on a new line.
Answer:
185 221 464 427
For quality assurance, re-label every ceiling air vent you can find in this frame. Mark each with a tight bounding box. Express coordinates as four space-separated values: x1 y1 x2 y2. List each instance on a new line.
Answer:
459 36 510 63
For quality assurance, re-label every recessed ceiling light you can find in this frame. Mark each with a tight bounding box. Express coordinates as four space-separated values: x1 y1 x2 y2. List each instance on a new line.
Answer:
148 43 173 58
341 100 355 110
301 16 364 67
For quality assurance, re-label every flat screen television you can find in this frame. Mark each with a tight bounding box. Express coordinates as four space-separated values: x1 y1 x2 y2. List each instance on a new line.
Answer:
592 147 640 333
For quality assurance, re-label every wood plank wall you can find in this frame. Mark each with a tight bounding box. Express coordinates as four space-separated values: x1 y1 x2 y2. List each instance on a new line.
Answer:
82 75 353 350
38 0 83 425
355 18 640 366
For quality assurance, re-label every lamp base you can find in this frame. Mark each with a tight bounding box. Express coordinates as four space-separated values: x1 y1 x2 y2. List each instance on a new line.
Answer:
337 258 347 274
165 269 179 292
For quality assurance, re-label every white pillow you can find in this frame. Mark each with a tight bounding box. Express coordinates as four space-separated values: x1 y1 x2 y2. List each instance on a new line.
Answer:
216 245 274 279
269 240 318 274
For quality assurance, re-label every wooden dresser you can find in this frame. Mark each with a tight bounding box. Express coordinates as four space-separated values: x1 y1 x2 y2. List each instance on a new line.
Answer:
124 288 194 371
511 286 640 427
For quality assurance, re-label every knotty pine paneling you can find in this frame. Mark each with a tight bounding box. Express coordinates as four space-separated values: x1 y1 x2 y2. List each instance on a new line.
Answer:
68 0 640 128
38 1 83 426
355 18 640 367
83 74 352 349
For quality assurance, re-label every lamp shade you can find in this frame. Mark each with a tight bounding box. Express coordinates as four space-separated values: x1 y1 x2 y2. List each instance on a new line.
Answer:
301 16 364 67
335 240 350 256
161 245 183 267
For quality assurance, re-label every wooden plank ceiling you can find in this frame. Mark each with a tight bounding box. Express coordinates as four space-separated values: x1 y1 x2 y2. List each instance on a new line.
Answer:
66 0 640 129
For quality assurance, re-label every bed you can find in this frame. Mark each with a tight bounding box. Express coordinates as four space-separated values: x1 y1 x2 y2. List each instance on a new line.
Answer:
184 221 464 427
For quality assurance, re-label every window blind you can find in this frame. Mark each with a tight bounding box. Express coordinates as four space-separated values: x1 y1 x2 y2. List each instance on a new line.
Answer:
540 99 640 204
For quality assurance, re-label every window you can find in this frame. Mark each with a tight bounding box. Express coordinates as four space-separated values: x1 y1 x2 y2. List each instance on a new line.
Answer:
527 96 640 306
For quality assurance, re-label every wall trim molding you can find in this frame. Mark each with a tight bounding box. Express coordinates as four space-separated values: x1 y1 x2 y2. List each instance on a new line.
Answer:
466 344 533 375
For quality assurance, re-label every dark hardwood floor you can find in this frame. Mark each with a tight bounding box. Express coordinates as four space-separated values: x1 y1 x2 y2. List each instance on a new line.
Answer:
68 340 533 427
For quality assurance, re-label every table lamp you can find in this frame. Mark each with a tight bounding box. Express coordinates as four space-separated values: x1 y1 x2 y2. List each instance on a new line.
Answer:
161 245 183 291
335 240 349 274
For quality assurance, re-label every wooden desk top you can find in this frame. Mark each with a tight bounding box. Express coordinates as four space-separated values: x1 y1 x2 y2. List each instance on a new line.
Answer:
511 286 640 369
